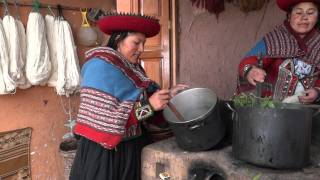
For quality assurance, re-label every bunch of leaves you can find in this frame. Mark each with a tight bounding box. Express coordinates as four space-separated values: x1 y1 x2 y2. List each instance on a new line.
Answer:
259 96 278 108
232 93 255 107
232 93 279 108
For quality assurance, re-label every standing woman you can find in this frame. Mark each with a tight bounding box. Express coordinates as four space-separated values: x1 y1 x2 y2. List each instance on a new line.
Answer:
238 0 320 103
70 13 187 180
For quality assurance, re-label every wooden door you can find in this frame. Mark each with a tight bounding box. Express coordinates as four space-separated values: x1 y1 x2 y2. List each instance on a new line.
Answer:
117 0 171 89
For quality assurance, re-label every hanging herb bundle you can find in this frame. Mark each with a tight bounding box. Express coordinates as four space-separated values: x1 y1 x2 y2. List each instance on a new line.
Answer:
227 0 267 12
190 0 225 17
232 93 279 108
239 0 266 12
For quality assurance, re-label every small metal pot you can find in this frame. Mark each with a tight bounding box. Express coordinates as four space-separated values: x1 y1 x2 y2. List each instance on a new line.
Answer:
163 88 225 151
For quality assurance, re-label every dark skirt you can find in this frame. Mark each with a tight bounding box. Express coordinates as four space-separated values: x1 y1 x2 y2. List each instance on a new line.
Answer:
69 135 148 180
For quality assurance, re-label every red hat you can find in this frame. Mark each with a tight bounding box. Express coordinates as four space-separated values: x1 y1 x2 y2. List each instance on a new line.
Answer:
277 0 320 11
97 12 160 38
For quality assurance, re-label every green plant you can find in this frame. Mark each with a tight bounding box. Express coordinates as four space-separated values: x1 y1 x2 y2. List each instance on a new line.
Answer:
232 93 279 108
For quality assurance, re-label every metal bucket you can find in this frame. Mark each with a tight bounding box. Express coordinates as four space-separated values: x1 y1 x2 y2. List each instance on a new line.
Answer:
232 106 313 169
163 88 225 151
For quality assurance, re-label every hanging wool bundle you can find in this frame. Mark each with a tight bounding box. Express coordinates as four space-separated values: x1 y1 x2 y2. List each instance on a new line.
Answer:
2 15 23 84
25 12 51 85
235 0 266 12
63 20 80 96
190 0 225 16
0 19 15 94
46 15 58 87
16 18 32 89
55 19 80 96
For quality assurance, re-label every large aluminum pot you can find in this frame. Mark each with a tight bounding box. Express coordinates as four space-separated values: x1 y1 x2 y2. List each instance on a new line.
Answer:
232 106 313 169
163 88 225 151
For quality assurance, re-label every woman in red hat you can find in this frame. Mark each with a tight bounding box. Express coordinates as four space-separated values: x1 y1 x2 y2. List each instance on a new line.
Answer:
69 12 188 180
238 0 320 103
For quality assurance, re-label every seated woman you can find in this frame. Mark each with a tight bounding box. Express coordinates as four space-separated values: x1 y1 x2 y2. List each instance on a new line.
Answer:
238 0 320 104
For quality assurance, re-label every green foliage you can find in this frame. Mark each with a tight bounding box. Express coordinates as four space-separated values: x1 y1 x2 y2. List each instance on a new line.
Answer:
252 173 262 180
233 93 279 108
233 93 255 107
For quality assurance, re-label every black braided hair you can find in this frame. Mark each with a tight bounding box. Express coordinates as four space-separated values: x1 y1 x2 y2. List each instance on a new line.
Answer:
107 31 131 50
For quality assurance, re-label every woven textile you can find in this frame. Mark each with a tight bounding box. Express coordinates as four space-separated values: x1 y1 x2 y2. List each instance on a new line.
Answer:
0 127 32 180
263 23 320 65
74 47 153 149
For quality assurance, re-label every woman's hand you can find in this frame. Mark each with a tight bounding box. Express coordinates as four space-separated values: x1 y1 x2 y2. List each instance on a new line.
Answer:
298 88 319 104
246 66 267 86
170 84 189 97
148 89 170 111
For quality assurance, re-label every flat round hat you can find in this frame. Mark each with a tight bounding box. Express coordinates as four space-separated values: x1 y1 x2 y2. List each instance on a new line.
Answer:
277 0 320 11
97 12 160 38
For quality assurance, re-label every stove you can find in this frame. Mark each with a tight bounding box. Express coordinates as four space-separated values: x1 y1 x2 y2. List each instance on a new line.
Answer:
141 137 320 180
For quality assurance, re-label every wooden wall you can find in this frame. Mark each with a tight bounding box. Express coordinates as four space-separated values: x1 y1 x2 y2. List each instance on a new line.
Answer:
0 0 115 179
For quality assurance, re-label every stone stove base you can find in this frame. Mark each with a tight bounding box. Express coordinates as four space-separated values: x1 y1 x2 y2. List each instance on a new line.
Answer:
141 137 320 180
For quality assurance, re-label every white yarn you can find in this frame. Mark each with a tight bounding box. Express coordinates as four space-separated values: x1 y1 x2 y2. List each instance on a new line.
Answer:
0 19 15 94
3 15 23 84
55 19 80 96
25 12 51 85
16 19 32 89
55 19 66 95
46 15 58 87
63 20 80 96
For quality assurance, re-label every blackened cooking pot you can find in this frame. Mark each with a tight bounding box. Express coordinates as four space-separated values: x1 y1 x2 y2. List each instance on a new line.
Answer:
163 88 225 151
231 105 313 169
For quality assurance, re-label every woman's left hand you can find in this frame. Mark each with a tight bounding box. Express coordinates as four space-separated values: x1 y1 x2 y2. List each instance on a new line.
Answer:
170 84 189 97
298 88 319 104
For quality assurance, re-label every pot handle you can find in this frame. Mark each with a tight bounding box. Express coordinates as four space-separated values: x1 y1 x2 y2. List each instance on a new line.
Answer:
188 121 204 130
226 102 236 121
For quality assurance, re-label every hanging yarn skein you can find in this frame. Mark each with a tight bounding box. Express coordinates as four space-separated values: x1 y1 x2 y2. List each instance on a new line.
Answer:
25 0 52 85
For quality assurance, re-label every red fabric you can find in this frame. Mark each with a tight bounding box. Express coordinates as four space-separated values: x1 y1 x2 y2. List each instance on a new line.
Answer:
74 109 139 149
315 79 320 87
238 56 289 96
74 123 122 149
277 0 320 11
125 109 139 129
238 55 320 97
97 15 160 38
239 56 289 83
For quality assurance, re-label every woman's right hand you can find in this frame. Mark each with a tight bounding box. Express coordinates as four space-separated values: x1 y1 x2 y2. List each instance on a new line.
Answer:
149 89 171 111
246 65 267 86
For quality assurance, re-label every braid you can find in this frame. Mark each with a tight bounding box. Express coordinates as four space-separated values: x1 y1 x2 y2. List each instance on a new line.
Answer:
107 31 130 50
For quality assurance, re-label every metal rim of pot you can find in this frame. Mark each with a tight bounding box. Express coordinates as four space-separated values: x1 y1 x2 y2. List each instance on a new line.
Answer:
167 88 218 124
